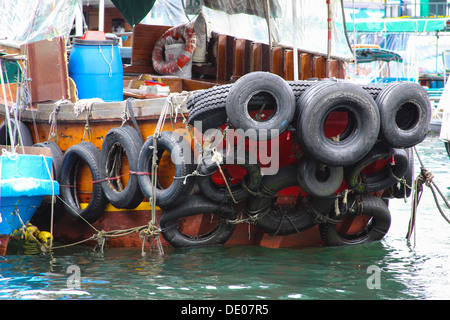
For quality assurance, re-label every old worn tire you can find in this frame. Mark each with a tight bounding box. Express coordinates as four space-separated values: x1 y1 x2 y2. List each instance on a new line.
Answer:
0 120 33 146
319 194 391 246
137 131 195 208
60 141 107 224
389 147 414 199
99 125 144 209
159 195 236 248
197 149 261 203
376 81 431 148
345 143 409 194
296 80 380 167
246 165 333 235
226 72 295 140
297 156 343 197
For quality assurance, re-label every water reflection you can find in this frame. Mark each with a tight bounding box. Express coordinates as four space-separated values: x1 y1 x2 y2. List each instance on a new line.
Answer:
0 135 449 300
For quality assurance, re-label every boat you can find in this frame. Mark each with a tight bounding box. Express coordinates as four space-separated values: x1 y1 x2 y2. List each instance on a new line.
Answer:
0 0 431 252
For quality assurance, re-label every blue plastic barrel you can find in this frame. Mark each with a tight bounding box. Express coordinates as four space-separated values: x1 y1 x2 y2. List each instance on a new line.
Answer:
68 38 123 102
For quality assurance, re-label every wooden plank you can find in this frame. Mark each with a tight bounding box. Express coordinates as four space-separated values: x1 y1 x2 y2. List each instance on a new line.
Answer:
123 24 171 74
313 56 327 79
300 53 313 80
226 35 235 81
20 36 70 103
283 49 294 81
261 43 271 72
0 145 52 157
233 38 246 80
271 46 283 77
216 34 227 80
251 42 262 71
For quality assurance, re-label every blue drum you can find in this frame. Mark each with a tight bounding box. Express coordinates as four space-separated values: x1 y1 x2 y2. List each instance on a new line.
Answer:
69 37 123 102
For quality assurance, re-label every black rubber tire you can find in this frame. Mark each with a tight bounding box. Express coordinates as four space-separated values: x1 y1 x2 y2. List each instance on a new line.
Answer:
246 165 334 235
375 81 431 148
225 72 295 140
159 194 236 248
99 125 144 209
137 131 195 208
0 120 33 146
32 140 64 180
319 194 391 246
345 143 409 193
197 149 261 203
389 147 414 199
295 80 380 167
31 140 64 225
59 141 107 224
297 156 343 197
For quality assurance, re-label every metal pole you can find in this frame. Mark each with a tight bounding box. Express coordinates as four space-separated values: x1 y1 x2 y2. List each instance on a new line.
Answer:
293 0 299 80
99 0 105 32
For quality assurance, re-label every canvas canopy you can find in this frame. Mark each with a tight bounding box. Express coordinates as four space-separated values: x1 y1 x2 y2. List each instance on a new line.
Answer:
346 17 448 33
0 0 353 60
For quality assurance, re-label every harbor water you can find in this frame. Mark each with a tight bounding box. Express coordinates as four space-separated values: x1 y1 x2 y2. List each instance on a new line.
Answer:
1 133 450 301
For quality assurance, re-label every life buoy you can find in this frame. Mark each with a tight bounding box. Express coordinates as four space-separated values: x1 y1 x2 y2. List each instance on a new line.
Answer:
197 148 261 203
99 125 144 209
297 156 343 197
295 80 380 167
152 23 197 75
137 131 195 208
226 72 295 140
159 194 236 248
375 81 431 148
345 143 409 194
59 141 107 224
319 194 391 246
246 165 334 236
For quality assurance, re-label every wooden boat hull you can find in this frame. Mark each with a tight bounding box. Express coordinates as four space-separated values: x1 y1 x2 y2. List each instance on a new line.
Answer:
0 96 382 251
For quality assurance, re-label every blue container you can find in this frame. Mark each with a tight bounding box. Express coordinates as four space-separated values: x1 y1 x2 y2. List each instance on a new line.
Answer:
69 38 123 102
0 154 59 236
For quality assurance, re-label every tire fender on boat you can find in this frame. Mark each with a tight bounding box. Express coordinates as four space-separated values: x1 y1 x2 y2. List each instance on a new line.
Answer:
197 148 261 203
159 194 236 248
99 125 144 209
152 23 197 75
0 120 33 146
225 72 295 140
319 194 391 246
295 80 380 167
375 81 431 148
297 156 343 197
59 141 108 224
246 165 333 236
137 130 195 208
345 143 409 194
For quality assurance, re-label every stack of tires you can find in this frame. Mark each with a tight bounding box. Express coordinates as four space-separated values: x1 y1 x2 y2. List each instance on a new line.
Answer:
168 71 431 247
53 71 431 249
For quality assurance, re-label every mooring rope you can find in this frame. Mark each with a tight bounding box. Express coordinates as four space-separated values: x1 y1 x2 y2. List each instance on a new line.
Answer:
406 146 450 245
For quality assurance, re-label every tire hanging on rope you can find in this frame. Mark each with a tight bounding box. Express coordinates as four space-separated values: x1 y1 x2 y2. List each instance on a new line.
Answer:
59 141 108 224
159 194 237 248
319 194 391 246
137 130 195 208
295 80 380 167
99 125 144 209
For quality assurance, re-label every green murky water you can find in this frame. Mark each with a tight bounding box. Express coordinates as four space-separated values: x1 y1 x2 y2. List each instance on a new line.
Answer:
1 134 449 302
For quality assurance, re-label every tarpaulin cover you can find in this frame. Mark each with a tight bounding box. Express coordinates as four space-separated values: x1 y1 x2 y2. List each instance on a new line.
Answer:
0 0 79 44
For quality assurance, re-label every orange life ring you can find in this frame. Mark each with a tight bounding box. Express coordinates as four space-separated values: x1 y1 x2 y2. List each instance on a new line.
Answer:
152 23 197 75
